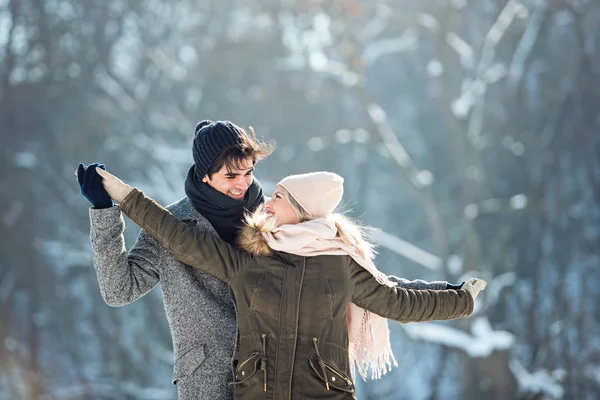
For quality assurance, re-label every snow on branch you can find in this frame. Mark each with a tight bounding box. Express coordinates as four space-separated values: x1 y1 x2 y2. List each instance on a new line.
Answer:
403 317 515 358
508 8 546 91
362 30 418 67
367 103 430 190
510 359 565 400
446 31 475 70
485 271 517 307
364 101 449 260
466 0 528 143
94 66 138 113
368 229 442 271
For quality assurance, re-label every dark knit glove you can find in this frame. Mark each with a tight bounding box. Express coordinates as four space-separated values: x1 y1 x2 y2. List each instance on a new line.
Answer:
77 163 113 209
446 282 465 290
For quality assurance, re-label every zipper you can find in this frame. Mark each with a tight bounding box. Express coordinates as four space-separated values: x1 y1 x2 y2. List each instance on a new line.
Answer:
285 259 305 399
325 364 353 386
237 351 260 371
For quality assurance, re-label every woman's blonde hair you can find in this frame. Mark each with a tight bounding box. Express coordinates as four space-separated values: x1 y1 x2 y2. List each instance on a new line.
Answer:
281 187 377 260
241 187 312 236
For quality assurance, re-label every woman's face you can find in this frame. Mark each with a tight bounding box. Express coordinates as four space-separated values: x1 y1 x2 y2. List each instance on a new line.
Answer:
264 186 300 226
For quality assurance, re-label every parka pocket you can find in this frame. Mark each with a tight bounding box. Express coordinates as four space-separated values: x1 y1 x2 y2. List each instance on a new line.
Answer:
233 351 261 384
303 338 355 396
314 276 335 320
249 272 269 313
172 343 207 385
229 332 271 400
248 272 281 319
324 276 335 319
308 356 355 393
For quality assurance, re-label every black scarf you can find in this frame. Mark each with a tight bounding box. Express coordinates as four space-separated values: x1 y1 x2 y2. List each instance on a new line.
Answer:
184 166 265 244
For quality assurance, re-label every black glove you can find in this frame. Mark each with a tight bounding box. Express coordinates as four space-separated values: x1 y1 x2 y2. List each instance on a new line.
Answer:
77 163 113 209
446 282 465 290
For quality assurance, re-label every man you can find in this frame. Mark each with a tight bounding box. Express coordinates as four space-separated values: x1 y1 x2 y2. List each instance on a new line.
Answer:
78 119 460 399
78 120 273 399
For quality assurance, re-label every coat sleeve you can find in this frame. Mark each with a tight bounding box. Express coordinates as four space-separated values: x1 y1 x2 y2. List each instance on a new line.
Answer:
348 258 474 322
120 188 249 284
89 205 163 307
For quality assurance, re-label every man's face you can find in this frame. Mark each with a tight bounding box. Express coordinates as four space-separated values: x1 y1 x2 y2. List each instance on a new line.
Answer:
202 158 255 200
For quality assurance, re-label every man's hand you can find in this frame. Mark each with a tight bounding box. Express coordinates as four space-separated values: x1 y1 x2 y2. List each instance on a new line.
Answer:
95 167 134 204
462 278 487 300
76 163 113 209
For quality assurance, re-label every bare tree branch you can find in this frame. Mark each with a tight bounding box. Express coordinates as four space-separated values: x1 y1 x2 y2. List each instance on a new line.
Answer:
467 0 527 145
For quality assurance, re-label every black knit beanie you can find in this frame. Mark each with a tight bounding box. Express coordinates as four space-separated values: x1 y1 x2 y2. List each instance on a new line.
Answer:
192 120 245 178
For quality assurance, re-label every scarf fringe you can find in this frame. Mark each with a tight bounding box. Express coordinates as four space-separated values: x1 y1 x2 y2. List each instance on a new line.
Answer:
349 305 398 381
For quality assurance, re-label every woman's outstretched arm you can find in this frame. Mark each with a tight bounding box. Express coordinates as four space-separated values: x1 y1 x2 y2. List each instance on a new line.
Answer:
96 167 249 283
349 258 485 322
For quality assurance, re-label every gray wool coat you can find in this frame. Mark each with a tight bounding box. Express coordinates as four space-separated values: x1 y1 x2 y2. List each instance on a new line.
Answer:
89 196 449 399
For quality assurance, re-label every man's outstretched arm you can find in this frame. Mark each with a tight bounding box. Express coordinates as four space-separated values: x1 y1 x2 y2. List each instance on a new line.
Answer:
79 163 161 306
89 206 162 306
388 275 464 291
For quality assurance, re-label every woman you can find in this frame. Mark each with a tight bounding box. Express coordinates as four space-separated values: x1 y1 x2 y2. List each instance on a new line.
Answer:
96 167 486 400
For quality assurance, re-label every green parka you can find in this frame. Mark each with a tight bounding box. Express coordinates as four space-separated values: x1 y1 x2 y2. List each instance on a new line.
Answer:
120 189 474 400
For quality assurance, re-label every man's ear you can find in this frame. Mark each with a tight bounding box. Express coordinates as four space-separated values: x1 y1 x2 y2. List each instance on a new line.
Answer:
202 174 209 183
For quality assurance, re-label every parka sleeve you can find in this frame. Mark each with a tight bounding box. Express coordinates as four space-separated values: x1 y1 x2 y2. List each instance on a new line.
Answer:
348 258 474 322
120 188 250 284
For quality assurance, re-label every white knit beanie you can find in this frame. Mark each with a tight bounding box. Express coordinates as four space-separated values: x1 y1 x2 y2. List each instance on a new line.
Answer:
277 172 344 218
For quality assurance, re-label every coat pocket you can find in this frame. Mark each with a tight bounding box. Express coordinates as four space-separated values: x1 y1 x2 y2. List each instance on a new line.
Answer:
232 351 261 384
172 343 208 385
324 276 335 319
308 355 355 393
249 271 279 316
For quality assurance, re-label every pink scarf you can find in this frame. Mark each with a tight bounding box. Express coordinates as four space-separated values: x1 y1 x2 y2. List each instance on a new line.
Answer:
261 218 398 380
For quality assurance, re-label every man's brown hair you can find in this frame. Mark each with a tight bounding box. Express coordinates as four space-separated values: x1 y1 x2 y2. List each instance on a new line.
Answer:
206 126 275 178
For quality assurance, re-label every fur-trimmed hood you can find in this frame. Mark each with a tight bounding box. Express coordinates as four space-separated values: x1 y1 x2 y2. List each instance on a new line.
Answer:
237 207 276 257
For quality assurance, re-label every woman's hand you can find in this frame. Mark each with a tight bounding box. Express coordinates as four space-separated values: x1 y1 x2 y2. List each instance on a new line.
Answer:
462 278 487 300
95 167 134 204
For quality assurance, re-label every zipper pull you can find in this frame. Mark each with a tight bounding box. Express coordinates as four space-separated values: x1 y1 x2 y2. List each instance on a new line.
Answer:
313 337 330 390
262 334 268 392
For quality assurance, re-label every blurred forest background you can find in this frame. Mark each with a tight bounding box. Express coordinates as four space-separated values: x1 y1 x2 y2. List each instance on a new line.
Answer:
1 0 599 399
